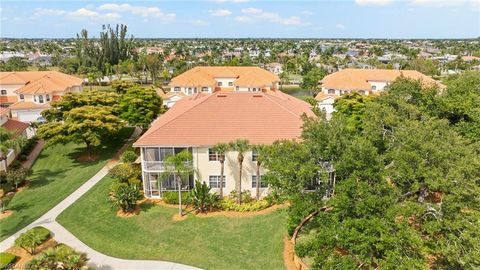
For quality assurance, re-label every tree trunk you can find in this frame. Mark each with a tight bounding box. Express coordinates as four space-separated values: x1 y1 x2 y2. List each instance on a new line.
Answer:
177 174 183 216
85 142 92 160
3 159 8 173
237 158 243 204
256 161 261 200
220 159 225 198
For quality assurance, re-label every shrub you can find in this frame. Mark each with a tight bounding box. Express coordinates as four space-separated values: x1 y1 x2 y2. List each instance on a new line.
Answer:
14 227 51 255
6 168 30 189
228 190 253 204
121 150 137 163
162 191 191 205
26 244 89 270
190 181 220 213
109 163 140 184
0 252 16 269
110 183 143 213
220 197 271 212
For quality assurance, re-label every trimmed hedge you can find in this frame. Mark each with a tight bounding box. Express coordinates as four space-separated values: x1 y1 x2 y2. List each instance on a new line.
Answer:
220 198 271 212
162 191 191 205
28 227 51 242
14 226 51 255
0 252 16 269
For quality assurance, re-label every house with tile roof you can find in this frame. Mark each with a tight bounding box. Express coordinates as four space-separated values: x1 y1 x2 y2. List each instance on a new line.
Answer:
0 71 83 122
315 68 443 114
169 66 280 96
133 90 314 198
0 108 31 171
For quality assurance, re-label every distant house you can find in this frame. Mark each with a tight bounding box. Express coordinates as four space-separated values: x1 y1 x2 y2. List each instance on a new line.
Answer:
157 90 188 108
168 66 280 96
315 68 442 114
0 107 30 171
134 91 314 198
266 62 283 75
0 71 83 122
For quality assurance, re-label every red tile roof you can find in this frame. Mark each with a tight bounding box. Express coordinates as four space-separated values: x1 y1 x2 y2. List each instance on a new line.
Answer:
0 96 19 104
0 107 10 116
8 101 51 110
134 91 314 147
2 118 29 135
0 71 83 94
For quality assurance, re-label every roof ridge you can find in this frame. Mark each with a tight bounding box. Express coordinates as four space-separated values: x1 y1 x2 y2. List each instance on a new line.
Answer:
262 92 307 118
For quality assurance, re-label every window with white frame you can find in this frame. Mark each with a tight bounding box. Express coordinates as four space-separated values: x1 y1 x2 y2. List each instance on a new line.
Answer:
46 94 50 101
359 90 365 95
251 175 267 188
235 86 239 91
34 95 37 102
218 82 223 86
328 89 335 94
38 95 44 103
174 87 180 92
228 82 233 86
0 90 6 95
209 175 225 188
208 148 218 161
187 88 193 95
252 149 258 162
19 94 24 100
372 85 377 91
202 87 209 92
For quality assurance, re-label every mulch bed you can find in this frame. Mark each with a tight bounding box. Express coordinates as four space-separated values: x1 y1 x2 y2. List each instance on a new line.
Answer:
0 210 13 220
6 238 58 269
76 153 100 162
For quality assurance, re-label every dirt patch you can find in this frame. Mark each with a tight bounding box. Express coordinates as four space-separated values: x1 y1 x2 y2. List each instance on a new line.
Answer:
0 210 13 220
116 207 141 218
284 236 297 270
76 153 100 162
6 238 57 269
15 180 30 193
172 213 188 221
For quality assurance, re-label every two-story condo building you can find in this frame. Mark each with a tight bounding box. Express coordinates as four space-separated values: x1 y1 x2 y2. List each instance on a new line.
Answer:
0 107 30 171
134 90 314 198
315 68 442 114
0 71 83 122
168 66 280 96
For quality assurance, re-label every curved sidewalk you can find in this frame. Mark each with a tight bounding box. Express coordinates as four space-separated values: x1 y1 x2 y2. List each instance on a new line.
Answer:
0 128 201 270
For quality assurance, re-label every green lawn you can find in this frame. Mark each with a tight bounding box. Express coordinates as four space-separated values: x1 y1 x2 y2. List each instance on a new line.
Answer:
0 128 133 241
58 175 287 270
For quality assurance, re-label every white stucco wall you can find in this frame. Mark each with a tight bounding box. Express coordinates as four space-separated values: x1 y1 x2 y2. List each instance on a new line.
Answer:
11 109 43 122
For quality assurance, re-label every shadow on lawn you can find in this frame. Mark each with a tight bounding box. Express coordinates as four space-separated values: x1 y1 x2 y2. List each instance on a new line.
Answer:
28 168 70 189
140 202 156 213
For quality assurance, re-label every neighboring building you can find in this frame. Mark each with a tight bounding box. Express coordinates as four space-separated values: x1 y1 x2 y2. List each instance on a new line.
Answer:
0 107 30 171
168 66 280 96
134 90 314 199
315 68 442 113
157 90 188 108
266 62 283 75
0 71 83 122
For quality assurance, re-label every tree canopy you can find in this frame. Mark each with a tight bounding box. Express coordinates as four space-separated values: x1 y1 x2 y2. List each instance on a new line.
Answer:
118 86 164 129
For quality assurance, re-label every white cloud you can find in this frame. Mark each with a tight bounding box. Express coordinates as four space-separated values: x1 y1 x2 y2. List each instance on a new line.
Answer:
98 3 175 20
34 8 67 16
209 9 232 16
191 19 210 26
409 0 466 7
238 8 307 26
355 0 394 5
210 0 250 3
69 8 100 18
336 23 346 29
68 8 121 22
301 10 314 16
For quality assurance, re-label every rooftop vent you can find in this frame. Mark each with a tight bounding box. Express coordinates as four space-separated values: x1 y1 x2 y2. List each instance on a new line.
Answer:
216 94 227 97
253 94 263 97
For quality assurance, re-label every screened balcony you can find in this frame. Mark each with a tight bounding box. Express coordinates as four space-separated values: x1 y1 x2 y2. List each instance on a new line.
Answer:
143 172 195 198
142 147 192 171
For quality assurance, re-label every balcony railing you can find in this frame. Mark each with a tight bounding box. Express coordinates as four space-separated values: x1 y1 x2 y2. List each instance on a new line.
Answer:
143 161 193 171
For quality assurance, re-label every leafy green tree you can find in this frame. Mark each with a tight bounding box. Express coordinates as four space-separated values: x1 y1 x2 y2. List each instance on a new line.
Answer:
163 150 195 216
110 80 136 94
26 244 89 270
0 128 27 173
333 92 374 132
38 106 123 158
213 143 229 197
118 86 164 129
190 180 220 213
6 168 30 190
300 67 327 94
0 57 29 71
229 139 250 204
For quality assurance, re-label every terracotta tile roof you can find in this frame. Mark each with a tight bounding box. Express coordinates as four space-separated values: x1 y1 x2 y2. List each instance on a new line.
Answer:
2 118 29 135
0 71 83 94
0 96 18 104
321 69 442 91
0 107 10 116
8 101 51 110
134 91 314 147
157 90 188 99
169 66 280 88
315 92 339 101
52 95 62 101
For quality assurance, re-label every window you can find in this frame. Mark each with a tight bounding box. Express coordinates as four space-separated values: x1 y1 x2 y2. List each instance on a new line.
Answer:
328 89 335 94
359 90 365 95
252 175 267 188
0 90 6 95
209 175 225 188
252 88 257 92
38 95 44 104
187 88 193 95
228 82 233 86
34 95 37 102
252 149 258 162
174 87 180 92
371 85 377 91
202 87 209 92
19 94 24 100
236 86 239 91
46 94 50 101
194 87 197 93
208 148 218 161
218 82 223 86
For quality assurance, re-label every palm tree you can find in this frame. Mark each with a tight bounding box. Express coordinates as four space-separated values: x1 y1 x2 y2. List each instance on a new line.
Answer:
252 145 265 200
163 150 194 216
0 127 26 173
213 143 229 198
229 139 250 204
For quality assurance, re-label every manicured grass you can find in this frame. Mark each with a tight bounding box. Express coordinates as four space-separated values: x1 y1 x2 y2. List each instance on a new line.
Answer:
0 128 134 241
58 176 287 270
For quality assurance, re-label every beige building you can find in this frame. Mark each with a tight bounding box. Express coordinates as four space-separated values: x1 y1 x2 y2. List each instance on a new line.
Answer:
0 71 83 122
134 91 314 198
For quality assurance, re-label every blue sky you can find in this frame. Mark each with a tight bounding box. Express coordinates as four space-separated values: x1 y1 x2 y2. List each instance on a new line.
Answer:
1 0 479 38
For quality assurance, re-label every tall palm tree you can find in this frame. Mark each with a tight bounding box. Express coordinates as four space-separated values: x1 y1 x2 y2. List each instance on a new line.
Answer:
229 139 250 204
213 143 229 198
253 145 265 200
0 128 26 173
163 150 194 216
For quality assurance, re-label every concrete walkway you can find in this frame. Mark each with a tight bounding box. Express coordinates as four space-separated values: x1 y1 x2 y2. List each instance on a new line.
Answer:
22 139 45 169
0 127 201 270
